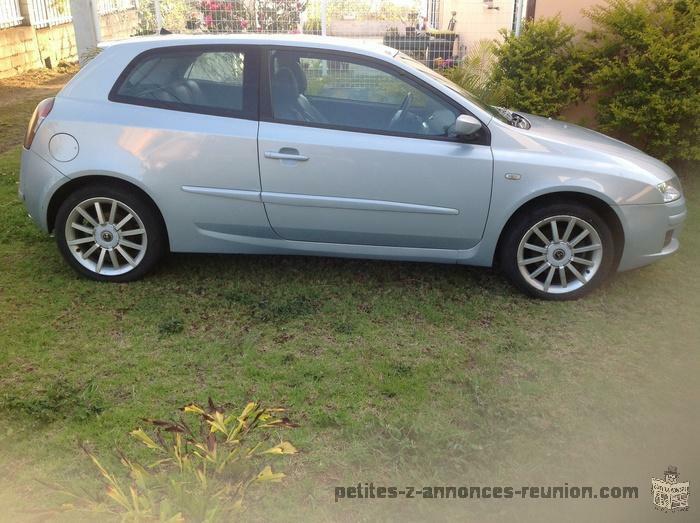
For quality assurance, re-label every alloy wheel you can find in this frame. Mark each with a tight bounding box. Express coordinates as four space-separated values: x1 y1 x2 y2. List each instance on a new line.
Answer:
517 215 603 294
64 197 148 276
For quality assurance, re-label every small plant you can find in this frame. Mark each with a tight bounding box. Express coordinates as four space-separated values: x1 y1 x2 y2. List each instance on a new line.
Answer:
303 16 322 34
158 316 184 335
53 400 298 521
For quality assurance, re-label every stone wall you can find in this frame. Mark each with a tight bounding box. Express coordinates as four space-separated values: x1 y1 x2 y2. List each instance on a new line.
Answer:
36 22 78 69
0 25 41 78
100 9 139 42
0 10 138 79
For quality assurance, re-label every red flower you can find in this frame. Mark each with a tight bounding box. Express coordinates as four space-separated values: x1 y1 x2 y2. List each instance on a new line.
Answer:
204 14 213 26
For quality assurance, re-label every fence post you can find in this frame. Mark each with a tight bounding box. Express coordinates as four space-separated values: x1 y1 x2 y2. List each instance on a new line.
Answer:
69 0 101 65
154 0 163 32
320 0 327 36
91 0 102 41
514 0 525 36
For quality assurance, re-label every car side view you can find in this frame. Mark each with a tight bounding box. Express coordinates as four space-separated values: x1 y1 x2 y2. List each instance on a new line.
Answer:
19 34 686 299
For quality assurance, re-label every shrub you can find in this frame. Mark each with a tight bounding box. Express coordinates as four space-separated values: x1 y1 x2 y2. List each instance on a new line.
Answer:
135 0 202 35
584 0 700 162
52 400 298 521
201 0 251 32
442 39 505 105
135 0 308 35
489 17 587 116
256 0 308 33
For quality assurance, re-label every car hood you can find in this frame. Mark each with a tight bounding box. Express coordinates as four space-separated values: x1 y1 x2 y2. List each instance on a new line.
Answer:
516 113 676 184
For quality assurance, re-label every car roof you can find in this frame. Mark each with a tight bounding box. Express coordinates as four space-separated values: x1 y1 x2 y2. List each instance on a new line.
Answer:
99 33 399 61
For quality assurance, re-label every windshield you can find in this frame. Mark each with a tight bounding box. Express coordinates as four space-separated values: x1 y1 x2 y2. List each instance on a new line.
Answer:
395 52 510 124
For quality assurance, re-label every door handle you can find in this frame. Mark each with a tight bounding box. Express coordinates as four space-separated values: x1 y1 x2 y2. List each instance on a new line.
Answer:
264 149 309 162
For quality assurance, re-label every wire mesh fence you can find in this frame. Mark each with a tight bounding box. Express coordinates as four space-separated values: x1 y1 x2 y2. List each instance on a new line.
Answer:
125 0 520 69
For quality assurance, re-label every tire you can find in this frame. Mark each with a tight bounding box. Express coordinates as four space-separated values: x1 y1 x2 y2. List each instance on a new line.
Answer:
55 184 165 282
500 202 615 300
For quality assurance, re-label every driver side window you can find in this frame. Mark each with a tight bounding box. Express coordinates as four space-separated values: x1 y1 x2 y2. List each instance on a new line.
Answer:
268 50 459 138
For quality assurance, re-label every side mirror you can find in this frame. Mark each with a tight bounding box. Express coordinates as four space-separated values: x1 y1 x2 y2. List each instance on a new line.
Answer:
455 114 482 137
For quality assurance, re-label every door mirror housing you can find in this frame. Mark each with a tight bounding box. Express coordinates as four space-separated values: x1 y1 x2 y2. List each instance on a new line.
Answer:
455 114 482 138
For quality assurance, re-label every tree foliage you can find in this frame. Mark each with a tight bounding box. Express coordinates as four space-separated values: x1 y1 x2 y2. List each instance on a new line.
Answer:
489 17 587 117
584 0 700 162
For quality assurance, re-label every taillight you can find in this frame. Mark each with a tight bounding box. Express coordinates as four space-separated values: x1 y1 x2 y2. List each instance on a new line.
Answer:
24 97 54 149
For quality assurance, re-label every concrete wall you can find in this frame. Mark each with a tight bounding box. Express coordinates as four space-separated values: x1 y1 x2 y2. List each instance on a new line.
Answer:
533 0 605 31
439 0 517 53
100 9 138 42
0 10 137 78
36 22 78 69
328 19 398 37
0 25 40 77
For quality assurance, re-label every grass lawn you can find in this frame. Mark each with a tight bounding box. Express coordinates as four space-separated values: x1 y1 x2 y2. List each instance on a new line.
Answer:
0 69 698 522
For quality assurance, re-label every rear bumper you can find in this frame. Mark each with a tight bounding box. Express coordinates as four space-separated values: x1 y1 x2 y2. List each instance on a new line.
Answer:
19 147 69 233
616 196 687 271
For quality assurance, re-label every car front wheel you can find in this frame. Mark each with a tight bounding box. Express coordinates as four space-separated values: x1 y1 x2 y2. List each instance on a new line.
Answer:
501 202 615 300
55 185 165 282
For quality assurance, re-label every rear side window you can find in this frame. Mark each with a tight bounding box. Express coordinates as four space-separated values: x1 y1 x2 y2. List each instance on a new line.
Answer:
110 46 257 118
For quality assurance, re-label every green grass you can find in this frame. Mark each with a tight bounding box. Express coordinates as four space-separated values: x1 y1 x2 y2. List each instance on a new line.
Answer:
0 76 699 521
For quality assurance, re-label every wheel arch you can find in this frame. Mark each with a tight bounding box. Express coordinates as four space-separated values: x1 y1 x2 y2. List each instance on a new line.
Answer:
47 175 170 250
493 191 625 268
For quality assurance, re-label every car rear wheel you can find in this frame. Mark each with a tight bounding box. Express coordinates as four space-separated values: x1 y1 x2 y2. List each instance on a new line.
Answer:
55 185 165 282
501 202 615 300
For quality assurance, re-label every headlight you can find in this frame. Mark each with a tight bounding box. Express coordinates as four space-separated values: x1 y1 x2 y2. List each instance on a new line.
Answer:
657 177 682 203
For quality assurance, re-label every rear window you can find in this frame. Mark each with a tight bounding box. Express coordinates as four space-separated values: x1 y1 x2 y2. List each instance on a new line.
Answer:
110 46 256 118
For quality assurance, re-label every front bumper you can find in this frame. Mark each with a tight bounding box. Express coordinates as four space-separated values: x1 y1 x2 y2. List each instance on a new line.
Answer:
19 147 69 233
616 196 687 271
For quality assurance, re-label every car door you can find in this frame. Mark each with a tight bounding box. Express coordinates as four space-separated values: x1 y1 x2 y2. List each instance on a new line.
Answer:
257 48 493 250
107 45 271 251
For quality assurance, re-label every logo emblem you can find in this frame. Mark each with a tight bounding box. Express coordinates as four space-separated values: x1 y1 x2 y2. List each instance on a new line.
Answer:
651 465 689 512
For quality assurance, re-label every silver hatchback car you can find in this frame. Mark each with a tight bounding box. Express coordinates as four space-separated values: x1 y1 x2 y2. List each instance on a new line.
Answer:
19 34 686 299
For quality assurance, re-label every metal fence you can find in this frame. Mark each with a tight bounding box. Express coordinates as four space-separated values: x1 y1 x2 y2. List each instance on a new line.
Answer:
0 0 23 28
28 0 72 28
97 0 136 15
130 0 519 67
0 0 520 70
21 0 137 29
